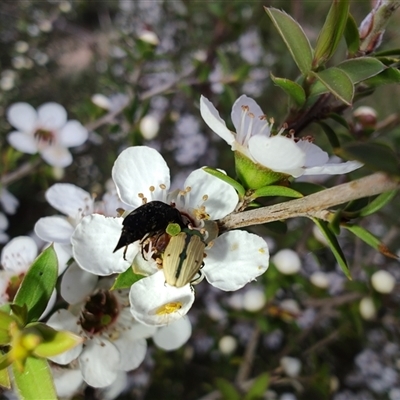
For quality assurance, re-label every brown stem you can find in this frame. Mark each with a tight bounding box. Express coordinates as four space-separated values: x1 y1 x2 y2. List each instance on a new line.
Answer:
219 172 399 231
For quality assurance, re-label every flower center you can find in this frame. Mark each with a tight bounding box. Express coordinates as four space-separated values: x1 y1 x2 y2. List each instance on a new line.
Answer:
34 128 55 145
156 301 182 316
79 289 119 334
6 274 25 302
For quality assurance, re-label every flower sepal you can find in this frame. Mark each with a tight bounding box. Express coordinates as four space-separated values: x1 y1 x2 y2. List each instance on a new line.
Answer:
234 151 289 189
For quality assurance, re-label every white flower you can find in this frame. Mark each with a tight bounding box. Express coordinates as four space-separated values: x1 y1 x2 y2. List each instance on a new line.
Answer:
71 146 270 326
47 277 154 388
34 183 124 273
6 102 88 167
280 356 302 378
359 297 377 320
200 94 363 178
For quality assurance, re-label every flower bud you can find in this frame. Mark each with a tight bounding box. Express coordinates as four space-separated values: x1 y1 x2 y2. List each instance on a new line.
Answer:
359 297 377 320
140 115 159 140
243 288 266 312
310 271 329 289
273 249 301 275
219 335 237 355
371 270 396 294
280 356 301 378
353 106 377 129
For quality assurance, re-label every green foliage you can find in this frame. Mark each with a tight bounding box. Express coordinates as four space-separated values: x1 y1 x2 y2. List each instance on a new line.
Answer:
112 267 145 290
13 245 58 323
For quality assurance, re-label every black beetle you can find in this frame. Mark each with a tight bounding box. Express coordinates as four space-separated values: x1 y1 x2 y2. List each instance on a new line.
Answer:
113 201 187 259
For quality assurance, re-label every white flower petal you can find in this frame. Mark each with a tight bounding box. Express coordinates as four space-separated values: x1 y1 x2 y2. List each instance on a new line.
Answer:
53 368 83 399
53 242 72 274
7 131 38 154
7 102 37 133
79 340 119 388
0 188 19 215
71 214 138 275
99 371 128 400
231 95 270 144
0 233 8 244
37 102 67 130
183 168 238 220
58 120 88 148
41 289 57 319
113 335 147 371
112 146 171 208
40 145 73 167
248 135 306 177
204 231 269 291
126 320 157 340
47 309 83 364
1 236 38 273
153 316 192 351
303 160 363 175
129 270 195 326
61 262 98 304
296 141 329 167
35 216 74 244
45 183 93 217
200 95 235 146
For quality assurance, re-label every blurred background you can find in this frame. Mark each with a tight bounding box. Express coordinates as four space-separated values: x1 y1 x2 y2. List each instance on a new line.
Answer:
1 1 400 399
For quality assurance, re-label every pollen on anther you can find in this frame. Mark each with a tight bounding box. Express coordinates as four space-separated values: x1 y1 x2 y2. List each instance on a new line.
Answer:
186 186 192 193
202 194 208 202
149 186 155 192
159 184 167 190
259 114 267 120
248 112 255 118
241 105 249 112
138 193 144 198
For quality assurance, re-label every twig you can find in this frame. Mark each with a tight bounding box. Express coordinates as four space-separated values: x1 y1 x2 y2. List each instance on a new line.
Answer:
219 172 399 231
1 159 41 186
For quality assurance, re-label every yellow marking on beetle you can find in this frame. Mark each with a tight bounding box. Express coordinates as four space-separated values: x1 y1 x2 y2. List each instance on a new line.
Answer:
156 302 183 315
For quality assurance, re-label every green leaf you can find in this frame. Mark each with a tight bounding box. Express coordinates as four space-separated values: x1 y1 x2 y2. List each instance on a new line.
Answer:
0 367 10 389
337 57 386 83
364 67 400 86
344 13 360 56
337 142 399 176
343 224 398 259
203 167 245 197
111 267 144 290
251 185 303 200
244 372 270 400
312 218 351 279
311 68 354 105
270 73 306 106
13 246 58 323
317 121 341 149
327 113 350 129
313 0 350 67
12 357 57 400
215 378 241 400
358 190 398 217
264 7 313 75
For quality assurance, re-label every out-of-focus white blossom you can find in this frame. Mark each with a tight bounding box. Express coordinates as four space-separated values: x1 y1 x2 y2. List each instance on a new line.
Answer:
359 297 377 320
273 249 301 275
371 270 396 294
219 335 237 355
280 356 302 378
310 271 329 289
140 115 160 140
243 287 266 312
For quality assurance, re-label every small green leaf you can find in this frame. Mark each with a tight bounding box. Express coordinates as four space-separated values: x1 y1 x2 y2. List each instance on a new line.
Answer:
13 246 58 323
111 267 144 290
344 13 360 56
337 57 386 83
364 67 400 86
203 167 246 197
338 142 399 176
358 190 398 217
12 357 57 400
0 353 12 371
311 68 354 105
374 48 400 57
343 224 398 259
264 7 313 75
317 121 341 149
244 372 270 400
270 73 306 106
0 310 16 331
215 378 241 400
251 185 303 200
0 367 10 389
313 0 350 67
327 113 350 129
312 218 351 279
